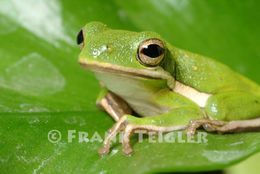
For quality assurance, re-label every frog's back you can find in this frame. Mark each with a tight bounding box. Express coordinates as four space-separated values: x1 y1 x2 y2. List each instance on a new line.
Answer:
170 47 260 95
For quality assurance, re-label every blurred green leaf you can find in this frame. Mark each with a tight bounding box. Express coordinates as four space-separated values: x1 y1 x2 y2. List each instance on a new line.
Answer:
225 152 260 174
0 0 259 173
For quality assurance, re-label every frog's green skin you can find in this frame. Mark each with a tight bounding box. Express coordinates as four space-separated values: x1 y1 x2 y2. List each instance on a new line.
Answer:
78 22 260 156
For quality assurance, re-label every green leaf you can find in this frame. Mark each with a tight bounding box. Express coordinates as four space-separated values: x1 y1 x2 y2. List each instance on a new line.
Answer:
225 152 260 174
0 0 259 173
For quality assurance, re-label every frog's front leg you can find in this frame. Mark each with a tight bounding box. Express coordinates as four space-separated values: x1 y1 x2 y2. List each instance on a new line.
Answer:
99 107 202 156
96 86 132 121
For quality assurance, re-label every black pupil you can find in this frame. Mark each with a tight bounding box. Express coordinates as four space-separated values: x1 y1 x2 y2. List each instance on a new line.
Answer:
77 29 84 45
141 44 163 58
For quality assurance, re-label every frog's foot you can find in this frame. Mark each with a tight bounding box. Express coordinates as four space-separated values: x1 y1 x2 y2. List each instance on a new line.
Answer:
98 115 135 156
121 123 186 156
186 119 226 136
98 116 127 156
186 117 260 135
97 91 132 122
99 115 187 156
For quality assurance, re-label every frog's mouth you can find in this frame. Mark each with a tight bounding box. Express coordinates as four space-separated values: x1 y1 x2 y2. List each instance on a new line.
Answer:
78 59 175 90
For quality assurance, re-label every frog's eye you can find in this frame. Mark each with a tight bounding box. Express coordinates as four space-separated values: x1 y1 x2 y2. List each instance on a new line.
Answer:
137 38 165 67
77 29 84 50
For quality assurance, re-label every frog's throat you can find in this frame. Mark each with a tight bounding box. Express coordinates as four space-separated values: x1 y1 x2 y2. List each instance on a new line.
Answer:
78 59 175 90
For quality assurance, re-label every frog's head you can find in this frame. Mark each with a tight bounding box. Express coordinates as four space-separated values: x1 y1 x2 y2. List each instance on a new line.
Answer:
77 22 175 89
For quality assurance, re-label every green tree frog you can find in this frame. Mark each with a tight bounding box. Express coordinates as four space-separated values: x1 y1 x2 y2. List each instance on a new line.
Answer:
77 22 260 156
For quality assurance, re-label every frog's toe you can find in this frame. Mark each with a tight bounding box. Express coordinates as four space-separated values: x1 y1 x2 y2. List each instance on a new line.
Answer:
185 127 196 136
185 119 200 136
202 123 219 132
122 144 134 156
98 144 110 156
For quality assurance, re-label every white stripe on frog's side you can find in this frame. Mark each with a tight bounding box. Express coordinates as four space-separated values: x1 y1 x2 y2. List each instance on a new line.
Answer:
174 81 212 108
